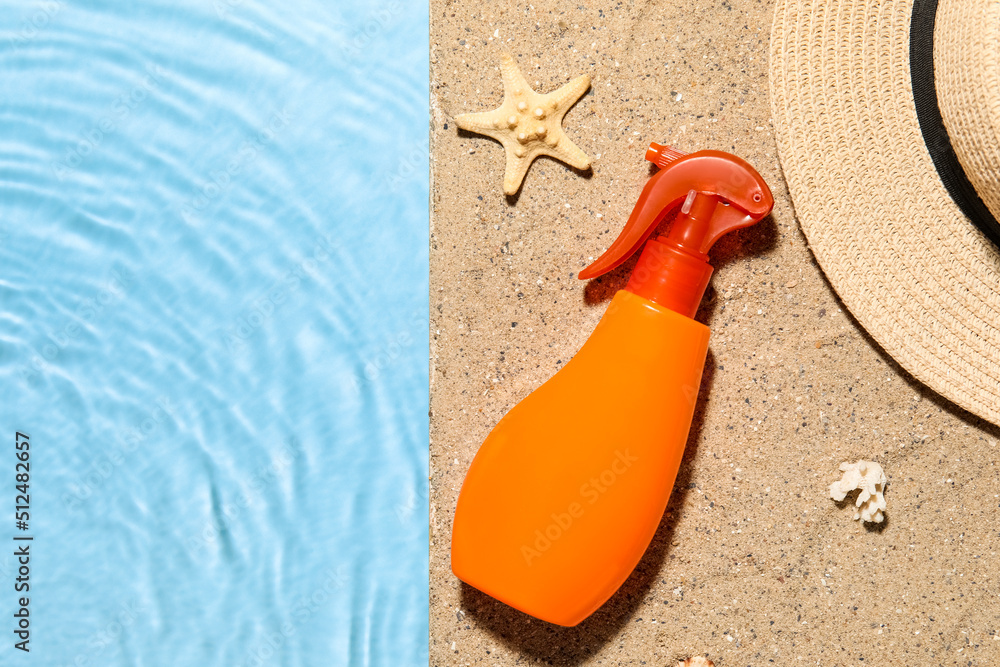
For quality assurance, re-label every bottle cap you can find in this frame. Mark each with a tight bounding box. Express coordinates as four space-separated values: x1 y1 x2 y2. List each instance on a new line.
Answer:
579 143 774 318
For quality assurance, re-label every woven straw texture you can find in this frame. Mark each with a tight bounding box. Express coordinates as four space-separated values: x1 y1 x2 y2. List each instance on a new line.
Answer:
936 0 1000 222
770 0 1000 425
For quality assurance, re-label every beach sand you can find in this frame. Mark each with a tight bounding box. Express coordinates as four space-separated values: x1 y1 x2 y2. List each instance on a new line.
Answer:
430 1 1000 663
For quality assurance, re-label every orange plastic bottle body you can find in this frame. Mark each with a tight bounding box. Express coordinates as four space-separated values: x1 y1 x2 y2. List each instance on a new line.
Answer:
451 289 709 626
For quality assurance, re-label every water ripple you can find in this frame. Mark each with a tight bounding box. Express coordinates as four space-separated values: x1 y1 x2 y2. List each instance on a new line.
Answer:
0 0 428 664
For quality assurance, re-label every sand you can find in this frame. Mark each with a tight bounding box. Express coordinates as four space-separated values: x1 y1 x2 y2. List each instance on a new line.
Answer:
429 1 1000 664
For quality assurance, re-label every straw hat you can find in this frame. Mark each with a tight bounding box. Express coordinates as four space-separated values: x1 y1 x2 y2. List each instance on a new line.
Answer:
770 0 1000 425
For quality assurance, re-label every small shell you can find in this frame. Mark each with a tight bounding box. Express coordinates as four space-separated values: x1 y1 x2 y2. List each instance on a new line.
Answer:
678 658 715 667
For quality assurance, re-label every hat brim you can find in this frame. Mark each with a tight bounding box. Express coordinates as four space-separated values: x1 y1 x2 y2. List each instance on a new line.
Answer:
770 0 1000 425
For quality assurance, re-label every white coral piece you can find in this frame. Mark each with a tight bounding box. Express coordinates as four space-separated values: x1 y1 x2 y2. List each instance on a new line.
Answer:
829 460 887 523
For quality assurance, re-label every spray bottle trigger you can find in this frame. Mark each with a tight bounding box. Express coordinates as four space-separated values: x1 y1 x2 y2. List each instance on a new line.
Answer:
578 145 774 281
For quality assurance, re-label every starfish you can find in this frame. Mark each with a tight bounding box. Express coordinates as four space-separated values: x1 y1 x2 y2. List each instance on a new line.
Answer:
454 50 591 195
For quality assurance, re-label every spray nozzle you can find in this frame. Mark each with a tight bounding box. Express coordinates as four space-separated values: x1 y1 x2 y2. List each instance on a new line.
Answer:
578 143 773 317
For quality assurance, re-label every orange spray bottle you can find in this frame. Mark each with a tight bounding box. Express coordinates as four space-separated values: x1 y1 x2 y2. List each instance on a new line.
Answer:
451 143 774 626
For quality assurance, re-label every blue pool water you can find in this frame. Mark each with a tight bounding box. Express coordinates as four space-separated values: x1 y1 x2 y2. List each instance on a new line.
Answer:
0 1 428 664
